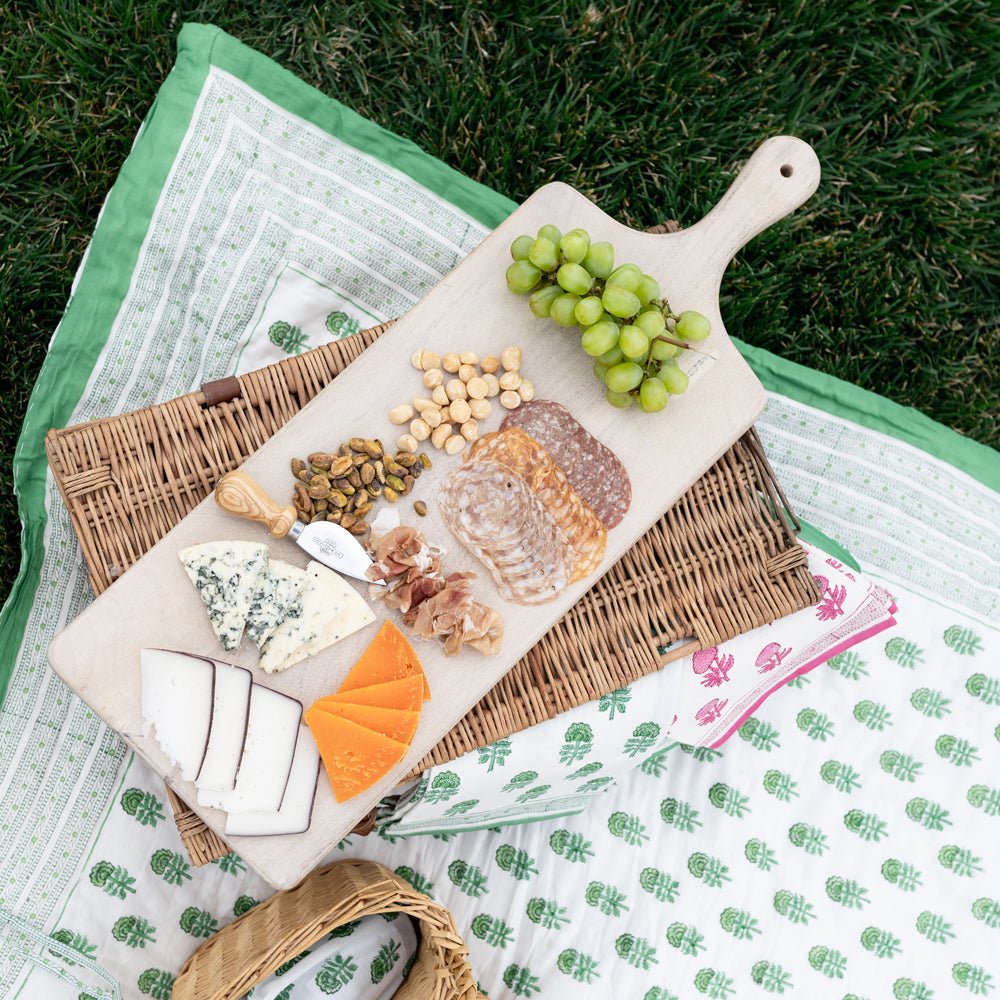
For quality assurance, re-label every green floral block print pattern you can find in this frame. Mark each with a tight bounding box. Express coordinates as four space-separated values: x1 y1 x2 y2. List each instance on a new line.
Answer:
345 587 999 998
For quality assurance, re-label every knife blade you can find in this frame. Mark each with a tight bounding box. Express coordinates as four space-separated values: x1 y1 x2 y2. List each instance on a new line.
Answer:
288 518 381 583
214 471 383 584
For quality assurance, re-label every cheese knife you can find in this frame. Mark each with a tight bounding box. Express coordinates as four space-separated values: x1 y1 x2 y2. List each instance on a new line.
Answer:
214 471 383 585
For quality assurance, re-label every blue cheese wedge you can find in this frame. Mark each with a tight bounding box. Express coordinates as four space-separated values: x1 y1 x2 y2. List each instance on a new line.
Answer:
259 560 375 674
178 541 269 651
245 559 308 650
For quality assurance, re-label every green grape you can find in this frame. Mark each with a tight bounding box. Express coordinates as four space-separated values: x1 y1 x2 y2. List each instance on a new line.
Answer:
574 295 604 327
675 310 711 341
606 264 643 292
618 324 649 359
557 262 594 296
605 389 634 409
650 338 679 361
582 241 614 279
550 293 582 327
559 228 590 264
529 284 564 318
598 344 625 366
602 285 641 320
510 235 534 261
537 224 562 246
528 237 559 272
605 362 644 393
504 224 711 415
506 260 542 294
657 361 690 394
638 378 669 412
635 310 666 338
580 321 620 357
636 274 661 305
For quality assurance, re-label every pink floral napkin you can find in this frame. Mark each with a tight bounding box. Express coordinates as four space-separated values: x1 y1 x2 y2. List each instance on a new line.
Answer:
664 541 897 748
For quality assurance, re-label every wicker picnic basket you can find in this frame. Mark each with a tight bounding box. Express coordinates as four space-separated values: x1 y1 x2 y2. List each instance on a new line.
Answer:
46 227 818 864
171 859 480 1000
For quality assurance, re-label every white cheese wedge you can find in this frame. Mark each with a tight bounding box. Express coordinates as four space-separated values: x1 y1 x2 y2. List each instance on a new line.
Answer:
140 649 214 782
224 724 320 837
197 684 302 814
245 559 308 650
195 660 253 792
258 561 375 674
178 541 269 651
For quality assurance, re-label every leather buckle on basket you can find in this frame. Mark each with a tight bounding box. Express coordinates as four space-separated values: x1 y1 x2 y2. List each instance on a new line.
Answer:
199 376 242 407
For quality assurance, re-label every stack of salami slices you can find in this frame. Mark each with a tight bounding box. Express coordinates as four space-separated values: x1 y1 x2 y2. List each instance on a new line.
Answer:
304 621 430 803
439 400 631 606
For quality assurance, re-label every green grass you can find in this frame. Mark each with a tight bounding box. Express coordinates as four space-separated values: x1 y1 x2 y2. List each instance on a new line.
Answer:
1 1 997 600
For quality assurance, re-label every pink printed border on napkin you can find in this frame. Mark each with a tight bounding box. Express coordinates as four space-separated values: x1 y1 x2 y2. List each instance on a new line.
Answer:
665 542 897 748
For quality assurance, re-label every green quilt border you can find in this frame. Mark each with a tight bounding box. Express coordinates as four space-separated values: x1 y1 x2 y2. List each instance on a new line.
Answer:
197 23 517 229
734 338 999 493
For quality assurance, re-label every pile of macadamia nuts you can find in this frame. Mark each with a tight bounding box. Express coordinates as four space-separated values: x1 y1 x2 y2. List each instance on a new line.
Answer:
391 347 535 455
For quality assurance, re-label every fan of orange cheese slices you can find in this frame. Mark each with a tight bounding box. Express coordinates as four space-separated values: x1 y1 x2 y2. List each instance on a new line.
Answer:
305 620 431 803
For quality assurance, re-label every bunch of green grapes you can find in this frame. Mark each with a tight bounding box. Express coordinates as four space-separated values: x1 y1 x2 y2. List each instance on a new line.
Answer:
505 224 711 412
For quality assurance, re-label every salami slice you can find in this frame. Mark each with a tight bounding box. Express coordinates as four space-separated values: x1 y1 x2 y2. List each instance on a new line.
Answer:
501 400 632 528
470 428 606 582
439 458 571 605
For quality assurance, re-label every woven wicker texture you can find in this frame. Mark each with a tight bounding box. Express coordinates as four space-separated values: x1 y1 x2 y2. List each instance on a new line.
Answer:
171 859 480 1000
47 323 817 865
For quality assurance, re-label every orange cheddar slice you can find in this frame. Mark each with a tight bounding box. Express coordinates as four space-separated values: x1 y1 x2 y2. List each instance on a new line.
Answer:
304 710 408 803
313 702 420 746
338 620 430 701
315 675 424 713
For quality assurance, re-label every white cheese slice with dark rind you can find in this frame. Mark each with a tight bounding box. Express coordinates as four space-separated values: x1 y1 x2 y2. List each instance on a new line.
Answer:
258 561 375 674
245 559 308 650
140 649 214 782
224 724 320 837
195 660 253 792
178 541 269 651
197 684 302 814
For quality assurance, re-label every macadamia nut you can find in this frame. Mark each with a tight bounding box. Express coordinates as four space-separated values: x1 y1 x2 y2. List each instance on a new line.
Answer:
469 397 492 420
501 346 522 371
449 397 472 424
499 370 522 391
445 378 468 401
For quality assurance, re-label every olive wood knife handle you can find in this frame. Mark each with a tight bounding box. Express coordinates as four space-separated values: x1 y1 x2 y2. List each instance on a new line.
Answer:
215 471 297 538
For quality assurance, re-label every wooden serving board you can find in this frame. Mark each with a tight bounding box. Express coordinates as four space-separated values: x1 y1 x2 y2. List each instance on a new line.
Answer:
49 136 820 889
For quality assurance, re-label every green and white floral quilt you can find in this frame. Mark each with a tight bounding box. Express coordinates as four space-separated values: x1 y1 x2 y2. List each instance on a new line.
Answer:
1 23 996 1000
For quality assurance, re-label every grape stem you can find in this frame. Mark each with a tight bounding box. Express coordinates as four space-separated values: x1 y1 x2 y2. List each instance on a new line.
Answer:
651 334 719 360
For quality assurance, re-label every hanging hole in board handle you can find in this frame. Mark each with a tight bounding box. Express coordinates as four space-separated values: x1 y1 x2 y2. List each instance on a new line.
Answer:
674 137 821 274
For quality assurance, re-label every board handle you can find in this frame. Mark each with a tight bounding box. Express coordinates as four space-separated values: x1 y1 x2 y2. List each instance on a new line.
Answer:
215 471 297 538
679 136 821 282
